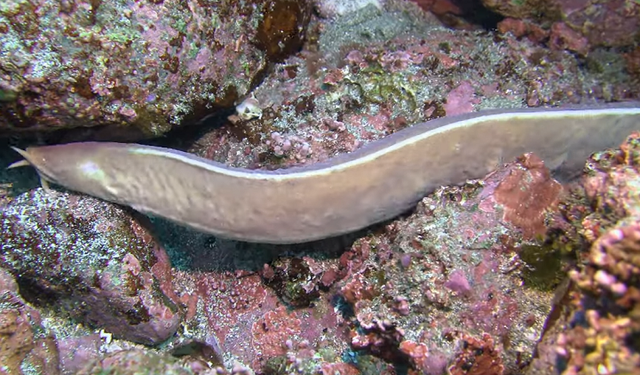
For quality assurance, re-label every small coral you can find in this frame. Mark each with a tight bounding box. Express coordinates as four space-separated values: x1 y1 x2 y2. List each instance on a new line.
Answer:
558 224 640 374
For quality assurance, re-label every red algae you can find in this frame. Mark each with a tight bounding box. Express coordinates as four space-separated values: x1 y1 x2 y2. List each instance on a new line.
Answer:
492 153 563 240
450 334 504 375
251 306 302 365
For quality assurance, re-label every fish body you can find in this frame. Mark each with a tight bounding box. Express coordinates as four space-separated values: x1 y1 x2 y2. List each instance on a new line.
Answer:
10 103 640 244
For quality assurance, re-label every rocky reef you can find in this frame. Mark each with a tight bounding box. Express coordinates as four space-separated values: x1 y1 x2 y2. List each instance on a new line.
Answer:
0 0 311 137
1 0 639 374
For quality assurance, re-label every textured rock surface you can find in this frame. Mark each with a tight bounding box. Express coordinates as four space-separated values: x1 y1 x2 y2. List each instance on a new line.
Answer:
0 1 639 374
141 151 565 374
1 138 638 373
189 1 639 172
0 0 311 137
336 155 562 374
485 0 639 49
77 348 225 375
526 133 640 375
0 268 60 375
0 190 182 345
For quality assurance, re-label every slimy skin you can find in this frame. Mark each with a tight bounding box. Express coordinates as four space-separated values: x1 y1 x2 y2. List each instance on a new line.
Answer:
10 103 640 244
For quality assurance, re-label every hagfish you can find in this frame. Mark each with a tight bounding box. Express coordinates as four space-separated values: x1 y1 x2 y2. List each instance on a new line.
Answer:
10 103 640 244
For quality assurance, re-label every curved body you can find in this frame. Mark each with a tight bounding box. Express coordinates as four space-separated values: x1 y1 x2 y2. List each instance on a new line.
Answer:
12 103 640 244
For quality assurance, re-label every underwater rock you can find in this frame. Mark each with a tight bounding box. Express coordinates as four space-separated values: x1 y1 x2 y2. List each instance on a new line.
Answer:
168 265 353 373
191 2 639 172
0 189 182 345
259 256 338 308
0 267 60 374
1 2 638 373
57 334 103 375
332 153 564 374
0 0 312 138
449 333 504 375
77 348 225 375
528 133 640 375
568 224 640 373
486 0 639 49
0 149 566 374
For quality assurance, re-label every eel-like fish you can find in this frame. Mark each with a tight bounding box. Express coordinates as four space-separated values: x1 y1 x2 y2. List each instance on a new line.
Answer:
9 103 640 244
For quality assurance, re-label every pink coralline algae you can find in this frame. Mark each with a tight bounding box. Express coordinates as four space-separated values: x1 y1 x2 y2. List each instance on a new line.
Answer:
165 260 358 374
251 306 302 361
0 0 311 137
444 269 472 295
582 134 640 223
443 81 478 116
484 0 639 49
497 18 592 56
0 268 60 374
449 333 504 375
56 334 103 374
331 152 569 374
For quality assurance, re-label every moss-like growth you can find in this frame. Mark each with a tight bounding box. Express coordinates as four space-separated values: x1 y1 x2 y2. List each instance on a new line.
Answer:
518 243 565 291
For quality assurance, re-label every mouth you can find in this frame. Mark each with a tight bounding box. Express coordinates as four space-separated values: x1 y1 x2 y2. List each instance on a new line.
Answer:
7 147 34 169
7 146 54 190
